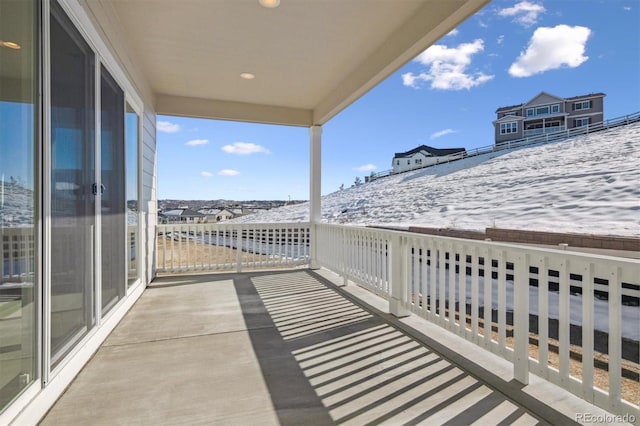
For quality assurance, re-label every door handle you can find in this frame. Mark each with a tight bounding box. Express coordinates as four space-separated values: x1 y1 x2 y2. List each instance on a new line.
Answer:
92 183 106 195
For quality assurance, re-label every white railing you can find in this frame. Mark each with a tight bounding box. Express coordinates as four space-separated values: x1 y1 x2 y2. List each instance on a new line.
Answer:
156 222 311 273
315 223 640 419
368 111 640 182
315 223 392 298
524 125 566 136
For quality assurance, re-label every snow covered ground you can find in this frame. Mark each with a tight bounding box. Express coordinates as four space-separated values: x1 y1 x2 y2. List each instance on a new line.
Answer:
233 123 640 237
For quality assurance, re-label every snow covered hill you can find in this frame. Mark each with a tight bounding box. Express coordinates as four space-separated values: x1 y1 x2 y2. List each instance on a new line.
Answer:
232 123 640 237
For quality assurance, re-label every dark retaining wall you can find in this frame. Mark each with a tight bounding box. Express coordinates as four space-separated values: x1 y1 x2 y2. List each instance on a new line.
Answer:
369 225 640 252
486 228 640 251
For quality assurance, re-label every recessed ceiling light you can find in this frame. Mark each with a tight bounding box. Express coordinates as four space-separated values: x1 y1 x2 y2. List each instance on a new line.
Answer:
240 72 256 80
0 40 21 50
259 0 280 8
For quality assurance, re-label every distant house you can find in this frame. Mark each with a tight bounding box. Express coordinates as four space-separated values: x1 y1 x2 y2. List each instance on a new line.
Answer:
197 208 239 222
215 209 236 222
160 208 205 224
392 145 466 173
494 91 605 145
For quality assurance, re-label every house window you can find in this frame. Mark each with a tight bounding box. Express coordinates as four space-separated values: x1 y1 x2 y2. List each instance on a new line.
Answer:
407 160 410 165
574 100 591 110
574 117 590 127
526 108 534 117
500 122 518 134
536 106 549 115
551 104 560 113
415 158 422 165
396 160 400 166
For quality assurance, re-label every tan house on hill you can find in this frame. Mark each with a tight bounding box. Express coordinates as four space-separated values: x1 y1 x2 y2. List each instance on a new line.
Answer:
493 92 605 145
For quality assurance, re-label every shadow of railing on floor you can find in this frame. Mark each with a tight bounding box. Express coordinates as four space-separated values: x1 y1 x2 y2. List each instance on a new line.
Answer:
234 269 576 425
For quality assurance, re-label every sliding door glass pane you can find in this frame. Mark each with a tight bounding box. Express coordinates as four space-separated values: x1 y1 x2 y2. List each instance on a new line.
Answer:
50 0 95 368
125 104 139 286
0 0 37 411
100 66 125 314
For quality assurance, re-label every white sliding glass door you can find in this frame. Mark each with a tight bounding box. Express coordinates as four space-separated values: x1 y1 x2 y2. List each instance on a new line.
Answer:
100 66 125 315
49 0 128 370
49 0 96 368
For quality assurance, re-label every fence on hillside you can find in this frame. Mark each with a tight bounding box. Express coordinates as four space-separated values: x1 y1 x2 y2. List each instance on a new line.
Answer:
367 111 640 182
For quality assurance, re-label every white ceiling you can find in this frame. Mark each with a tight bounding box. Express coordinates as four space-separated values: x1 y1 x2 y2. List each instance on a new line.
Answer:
90 0 489 126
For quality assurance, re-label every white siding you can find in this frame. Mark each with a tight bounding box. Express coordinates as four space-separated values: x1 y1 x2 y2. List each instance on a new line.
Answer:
392 152 457 173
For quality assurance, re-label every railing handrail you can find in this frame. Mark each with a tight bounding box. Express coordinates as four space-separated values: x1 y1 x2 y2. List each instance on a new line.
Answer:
157 221 310 230
317 223 639 263
369 111 640 181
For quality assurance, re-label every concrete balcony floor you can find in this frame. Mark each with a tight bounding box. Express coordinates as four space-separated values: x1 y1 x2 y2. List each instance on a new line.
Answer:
41 269 604 425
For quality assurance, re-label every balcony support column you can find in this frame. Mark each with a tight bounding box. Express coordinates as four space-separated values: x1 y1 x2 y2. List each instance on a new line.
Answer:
309 125 322 269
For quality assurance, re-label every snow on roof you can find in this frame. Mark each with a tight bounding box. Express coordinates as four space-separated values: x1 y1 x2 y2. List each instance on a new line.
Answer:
162 209 204 217
230 123 640 237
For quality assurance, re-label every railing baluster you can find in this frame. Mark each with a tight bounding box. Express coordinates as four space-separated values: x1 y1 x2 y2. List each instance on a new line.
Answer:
471 247 479 341
236 227 242 273
429 242 437 320
513 252 530 384
447 242 456 331
558 258 570 387
483 247 492 348
607 265 622 412
438 243 446 325
538 255 549 378
581 261 595 402
458 245 467 338
497 250 507 357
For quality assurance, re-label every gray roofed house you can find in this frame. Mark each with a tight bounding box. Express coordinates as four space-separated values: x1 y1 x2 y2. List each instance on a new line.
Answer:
392 145 466 173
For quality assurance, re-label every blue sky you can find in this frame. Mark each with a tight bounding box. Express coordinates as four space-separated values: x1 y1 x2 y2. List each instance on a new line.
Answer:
157 0 640 201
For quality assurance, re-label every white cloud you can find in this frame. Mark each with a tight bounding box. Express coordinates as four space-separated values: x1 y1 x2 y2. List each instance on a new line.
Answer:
185 139 209 146
355 164 377 172
402 39 494 90
157 120 180 133
498 1 546 27
200 171 213 177
497 35 505 45
623 6 631 11
221 142 270 155
218 169 240 176
430 129 457 139
446 29 459 37
509 25 591 77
